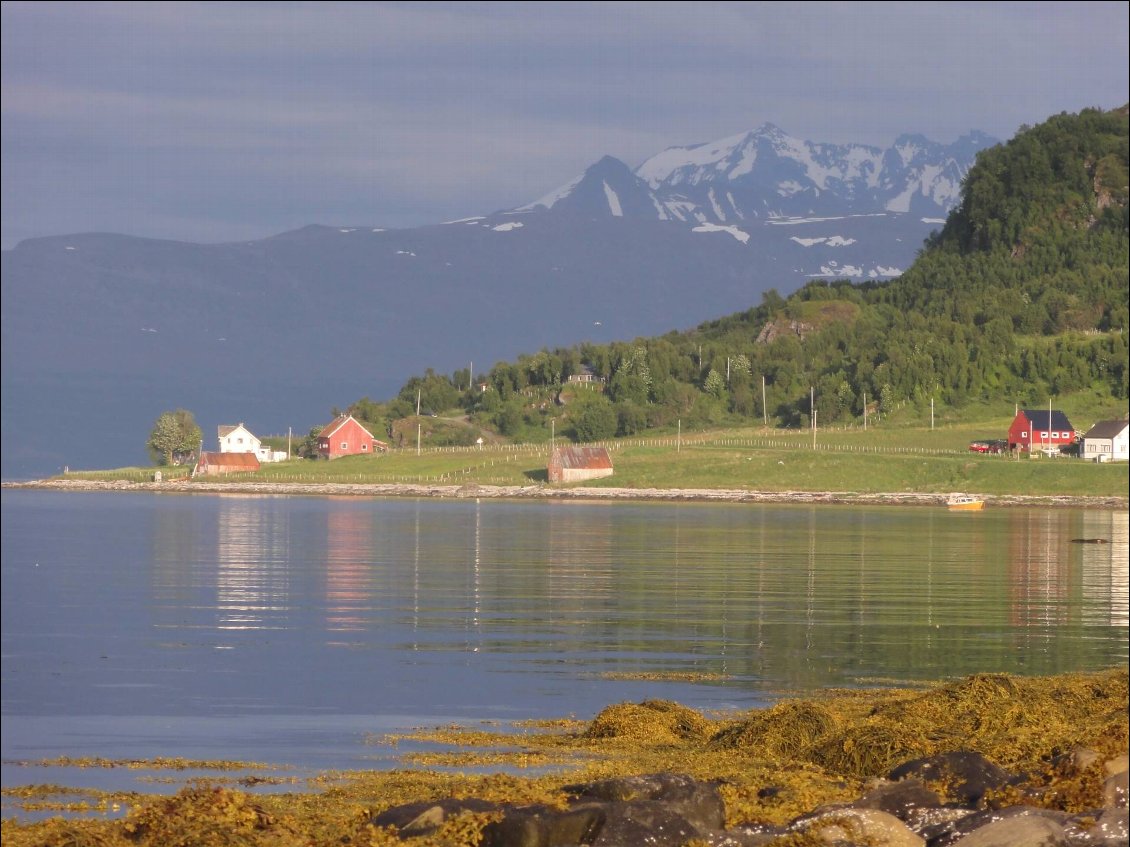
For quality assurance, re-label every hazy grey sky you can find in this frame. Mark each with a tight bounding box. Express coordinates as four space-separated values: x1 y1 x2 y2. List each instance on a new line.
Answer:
2 1 1127 248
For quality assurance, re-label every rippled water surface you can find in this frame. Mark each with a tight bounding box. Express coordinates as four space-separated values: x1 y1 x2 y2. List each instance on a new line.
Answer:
2 490 1126 798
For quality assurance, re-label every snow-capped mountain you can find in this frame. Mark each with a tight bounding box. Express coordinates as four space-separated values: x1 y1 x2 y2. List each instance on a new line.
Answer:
2 122 997 478
524 123 993 222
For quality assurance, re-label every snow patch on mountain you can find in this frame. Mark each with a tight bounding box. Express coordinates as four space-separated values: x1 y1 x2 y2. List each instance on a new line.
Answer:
603 182 624 217
491 222 524 232
811 262 864 277
791 235 857 247
708 189 727 221
726 191 743 219
768 214 871 226
636 130 754 187
521 175 582 211
692 223 750 244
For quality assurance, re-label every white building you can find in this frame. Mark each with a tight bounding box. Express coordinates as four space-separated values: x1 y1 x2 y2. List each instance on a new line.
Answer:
217 423 288 463
1080 420 1130 463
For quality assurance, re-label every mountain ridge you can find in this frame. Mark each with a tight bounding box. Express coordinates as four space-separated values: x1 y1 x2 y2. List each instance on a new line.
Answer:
524 123 993 224
1 122 997 478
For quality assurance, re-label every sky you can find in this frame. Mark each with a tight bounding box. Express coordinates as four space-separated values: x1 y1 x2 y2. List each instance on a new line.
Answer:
2 1 1128 250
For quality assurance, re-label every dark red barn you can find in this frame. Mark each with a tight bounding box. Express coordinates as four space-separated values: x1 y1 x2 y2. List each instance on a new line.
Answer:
1007 409 1075 453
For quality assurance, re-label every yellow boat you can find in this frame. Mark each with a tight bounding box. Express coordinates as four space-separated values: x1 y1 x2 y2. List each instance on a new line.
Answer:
947 495 985 511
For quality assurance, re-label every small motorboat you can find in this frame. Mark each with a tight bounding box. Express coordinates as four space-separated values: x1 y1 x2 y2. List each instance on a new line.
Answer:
947 494 985 511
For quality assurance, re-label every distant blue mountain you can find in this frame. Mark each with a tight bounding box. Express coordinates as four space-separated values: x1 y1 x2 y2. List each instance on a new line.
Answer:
1 124 996 478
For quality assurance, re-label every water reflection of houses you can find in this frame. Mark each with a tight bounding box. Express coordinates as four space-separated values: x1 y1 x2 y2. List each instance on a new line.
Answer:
1008 510 1069 627
1008 509 1129 629
215 496 291 630
325 504 374 632
1079 510 1129 628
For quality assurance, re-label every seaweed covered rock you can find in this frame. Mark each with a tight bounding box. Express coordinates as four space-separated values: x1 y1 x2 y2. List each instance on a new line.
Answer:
583 699 712 744
371 797 501 838
709 699 842 760
565 772 726 831
888 752 1018 806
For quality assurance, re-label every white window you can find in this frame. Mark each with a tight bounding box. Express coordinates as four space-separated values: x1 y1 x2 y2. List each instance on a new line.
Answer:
1040 432 1048 439
1051 432 1060 439
1021 431 1028 437
341 441 348 449
361 444 368 451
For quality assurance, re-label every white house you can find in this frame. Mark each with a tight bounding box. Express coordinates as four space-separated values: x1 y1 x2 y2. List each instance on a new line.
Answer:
217 423 288 463
1080 420 1130 463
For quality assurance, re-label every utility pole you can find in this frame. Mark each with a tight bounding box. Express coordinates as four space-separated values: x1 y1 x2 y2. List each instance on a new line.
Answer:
812 409 817 449
762 375 767 427
288 426 292 458
810 386 814 434
677 419 681 453
931 397 935 431
416 389 421 416
469 362 473 392
417 422 421 456
863 392 867 431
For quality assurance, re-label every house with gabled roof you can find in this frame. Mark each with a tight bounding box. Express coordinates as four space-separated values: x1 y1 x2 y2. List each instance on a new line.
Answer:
547 446 613 482
1080 419 1129 462
316 414 388 460
1007 409 1076 454
217 423 287 462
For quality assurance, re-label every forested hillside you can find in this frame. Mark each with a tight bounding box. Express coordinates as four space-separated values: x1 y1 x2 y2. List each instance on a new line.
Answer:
345 107 1129 445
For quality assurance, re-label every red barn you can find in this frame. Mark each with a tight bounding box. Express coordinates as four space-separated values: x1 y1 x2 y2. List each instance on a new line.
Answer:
1007 409 1076 454
316 414 388 460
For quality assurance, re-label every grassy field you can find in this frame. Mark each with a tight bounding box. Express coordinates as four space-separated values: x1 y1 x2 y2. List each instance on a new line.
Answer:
58 420 1130 498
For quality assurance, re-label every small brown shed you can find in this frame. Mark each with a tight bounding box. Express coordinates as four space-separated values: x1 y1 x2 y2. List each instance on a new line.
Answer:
194 451 261 476
547 446 613 483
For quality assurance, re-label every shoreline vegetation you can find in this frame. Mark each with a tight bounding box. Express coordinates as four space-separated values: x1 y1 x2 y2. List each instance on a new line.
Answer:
2 669 1126 846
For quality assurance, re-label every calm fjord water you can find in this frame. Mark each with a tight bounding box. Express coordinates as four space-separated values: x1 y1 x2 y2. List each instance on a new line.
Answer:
2 490 1126 791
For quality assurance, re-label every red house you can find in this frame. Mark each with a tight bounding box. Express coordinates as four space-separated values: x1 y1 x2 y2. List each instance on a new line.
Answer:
316 414 388 460
1007 409 1076 453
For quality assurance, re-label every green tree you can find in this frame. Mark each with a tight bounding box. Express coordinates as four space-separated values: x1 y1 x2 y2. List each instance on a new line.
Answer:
703 369 726 398
297 426 324 459
148 409 202 466
574 400 617 442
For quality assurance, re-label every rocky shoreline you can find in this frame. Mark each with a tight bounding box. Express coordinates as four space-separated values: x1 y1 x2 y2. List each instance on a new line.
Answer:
5 477 1128 509
4 670 1126 847
377 752 1129 847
